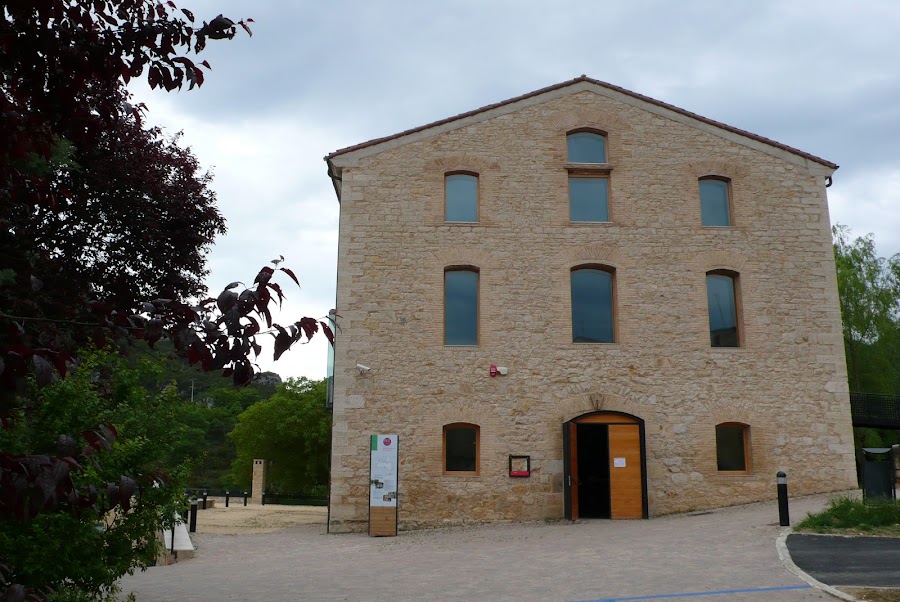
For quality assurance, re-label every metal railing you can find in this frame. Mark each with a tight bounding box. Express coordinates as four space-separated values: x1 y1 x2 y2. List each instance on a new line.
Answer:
850 392 900 429
185 487 327 507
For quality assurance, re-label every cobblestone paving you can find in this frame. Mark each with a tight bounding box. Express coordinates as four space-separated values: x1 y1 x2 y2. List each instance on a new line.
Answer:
121 494 845 601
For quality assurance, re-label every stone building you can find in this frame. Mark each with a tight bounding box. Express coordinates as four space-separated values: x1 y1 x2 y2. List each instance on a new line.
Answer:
323 76 857 532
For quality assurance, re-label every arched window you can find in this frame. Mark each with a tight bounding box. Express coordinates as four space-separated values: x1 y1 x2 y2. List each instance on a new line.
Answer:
699 177 732 227
443 423 480 474
445 172 478 222
716 422 750 472
567 130 610 222
571 266 616 343
567 130 607 163
706 270 741 347
444 267 478 345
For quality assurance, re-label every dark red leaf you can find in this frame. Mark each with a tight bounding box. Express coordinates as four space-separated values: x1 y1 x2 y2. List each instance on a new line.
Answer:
2 583 25 602
187 345 201 366
83 430 110 451
217 289 238 313
233 361 252 386
268 282 285 306
56 435 77 457
279 267 300 287
120 476 137 500
51 352 69 378
297 317 318 340
254 266 274 286
273 327 291 361
32 355 54 387
181 7 194 21
320 321 335 346
243 316 260 337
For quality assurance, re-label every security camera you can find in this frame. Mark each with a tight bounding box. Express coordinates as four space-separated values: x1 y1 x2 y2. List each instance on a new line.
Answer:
356 364 371 373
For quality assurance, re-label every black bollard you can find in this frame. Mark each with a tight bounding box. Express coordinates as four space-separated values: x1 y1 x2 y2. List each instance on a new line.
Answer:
225 491 230 508
777 471 790 526
201 490 208 510
189 498 198 533
261 492 266 506
170 521 175 553
243 491 248 507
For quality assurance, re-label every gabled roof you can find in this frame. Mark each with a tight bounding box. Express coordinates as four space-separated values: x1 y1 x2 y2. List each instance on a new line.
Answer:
325 76 837 170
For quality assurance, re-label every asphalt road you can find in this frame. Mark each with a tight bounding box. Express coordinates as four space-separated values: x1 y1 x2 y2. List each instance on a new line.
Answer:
786 533 900 588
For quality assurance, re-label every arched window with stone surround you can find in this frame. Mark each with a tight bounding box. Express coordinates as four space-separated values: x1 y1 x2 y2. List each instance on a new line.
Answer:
445 171 478 222
706 270 741 347
699 176 732 227
715 422 750 473
443 423 480 474
566 130 607 163
571 265 616 343
444 267 478 346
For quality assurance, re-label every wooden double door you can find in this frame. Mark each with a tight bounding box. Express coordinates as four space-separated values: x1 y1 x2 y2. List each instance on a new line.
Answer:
563 412 647 520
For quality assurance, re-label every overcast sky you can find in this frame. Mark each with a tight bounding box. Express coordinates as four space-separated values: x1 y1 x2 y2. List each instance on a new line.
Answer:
131 0 900 380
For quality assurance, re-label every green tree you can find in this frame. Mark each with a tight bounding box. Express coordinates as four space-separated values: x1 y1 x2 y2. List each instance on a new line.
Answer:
833 225 900 393
229 378 330 495
0 350 192 601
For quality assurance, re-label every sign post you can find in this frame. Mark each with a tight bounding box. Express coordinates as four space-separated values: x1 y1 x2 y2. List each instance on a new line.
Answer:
369 434 399 537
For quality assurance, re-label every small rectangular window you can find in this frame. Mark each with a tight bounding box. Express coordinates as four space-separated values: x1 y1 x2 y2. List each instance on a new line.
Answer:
569 176 609 222
716 424 749 472
444 270 478 345
444 424 479 473
700 179 731 226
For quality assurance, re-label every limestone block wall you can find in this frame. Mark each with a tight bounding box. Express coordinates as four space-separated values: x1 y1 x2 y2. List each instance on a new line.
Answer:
327 89 857 532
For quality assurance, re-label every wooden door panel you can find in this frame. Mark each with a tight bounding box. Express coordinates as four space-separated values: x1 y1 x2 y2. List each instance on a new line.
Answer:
569 422 579 520
608 424 642 519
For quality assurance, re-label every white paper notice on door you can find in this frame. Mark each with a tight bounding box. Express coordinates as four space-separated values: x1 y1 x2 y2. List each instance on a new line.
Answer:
613 457 626 468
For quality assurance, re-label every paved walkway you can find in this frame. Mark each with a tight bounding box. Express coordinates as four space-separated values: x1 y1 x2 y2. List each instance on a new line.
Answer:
121 494 844 601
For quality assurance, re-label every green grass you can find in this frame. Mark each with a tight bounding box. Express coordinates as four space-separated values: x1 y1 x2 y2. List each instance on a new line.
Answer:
796 496 900 536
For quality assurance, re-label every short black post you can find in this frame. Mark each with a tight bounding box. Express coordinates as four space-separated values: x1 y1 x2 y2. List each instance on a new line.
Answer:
225 491 230 508
201 490 208 510
777 471 790 526
170 521 175 554
261 492 266 506
189 498 198 533
243 491 248 506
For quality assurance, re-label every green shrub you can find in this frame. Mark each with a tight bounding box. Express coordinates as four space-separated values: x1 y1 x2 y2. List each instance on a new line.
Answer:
796 496 900 535
0 350 192 600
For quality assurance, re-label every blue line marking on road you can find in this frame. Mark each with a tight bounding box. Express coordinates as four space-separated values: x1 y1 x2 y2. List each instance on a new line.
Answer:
573 584 812 602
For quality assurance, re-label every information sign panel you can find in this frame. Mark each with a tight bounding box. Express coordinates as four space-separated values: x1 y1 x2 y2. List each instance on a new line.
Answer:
369 434 398 536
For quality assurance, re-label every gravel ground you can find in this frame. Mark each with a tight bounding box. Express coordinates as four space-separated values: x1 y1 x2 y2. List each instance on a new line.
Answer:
191 503 327 535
